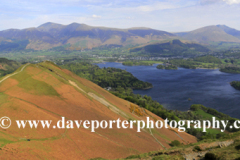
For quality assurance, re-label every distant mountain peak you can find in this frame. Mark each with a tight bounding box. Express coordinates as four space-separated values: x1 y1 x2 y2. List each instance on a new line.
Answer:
175 25 240 43
37 22 65 32
38 22 63 27
216 25 240 39
216 24 227 27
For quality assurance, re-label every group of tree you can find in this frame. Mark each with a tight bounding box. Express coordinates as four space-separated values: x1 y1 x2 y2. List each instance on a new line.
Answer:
162 56 221 69
230 81 240 90
156 64 178 70
0 58 21 78
194 55 222 64
220 65 240 74
224 59 237 64
122 61 154 66
111 87 180 122
61 62 152 89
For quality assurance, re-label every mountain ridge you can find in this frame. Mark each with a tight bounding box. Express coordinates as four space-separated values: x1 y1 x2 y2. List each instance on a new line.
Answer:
0 22 176 50
1 23 240 51
175 25 240 43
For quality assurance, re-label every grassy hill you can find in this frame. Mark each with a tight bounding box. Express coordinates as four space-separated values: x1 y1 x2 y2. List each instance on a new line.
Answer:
130 39 210 56
0 61 196 159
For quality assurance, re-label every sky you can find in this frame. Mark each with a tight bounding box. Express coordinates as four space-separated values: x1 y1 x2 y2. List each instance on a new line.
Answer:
0 0 240 32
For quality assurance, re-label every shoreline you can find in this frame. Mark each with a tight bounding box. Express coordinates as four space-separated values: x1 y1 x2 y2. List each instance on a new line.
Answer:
97 61 240 75
196 67 219 70
132 86 153 90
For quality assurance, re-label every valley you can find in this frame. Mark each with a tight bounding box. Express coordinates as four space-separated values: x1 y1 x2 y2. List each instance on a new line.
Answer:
3 0 240 158
1 22 240 160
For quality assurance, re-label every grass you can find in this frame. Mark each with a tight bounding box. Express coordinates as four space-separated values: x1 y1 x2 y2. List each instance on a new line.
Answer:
151 128 172 141
192 62 219 69
17 77 60 96
0 131 21 148
192 110 222 134
0 93 8 105
12 70 32 82
194 128 222 134
193 109 219 120
206 128 222 134
0 138 14 147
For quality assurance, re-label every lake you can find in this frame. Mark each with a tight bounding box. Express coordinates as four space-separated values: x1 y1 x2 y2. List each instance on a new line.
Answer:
96 62 240 119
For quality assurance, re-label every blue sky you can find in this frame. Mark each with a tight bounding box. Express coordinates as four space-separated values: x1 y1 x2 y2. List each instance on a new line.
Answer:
0 0 240 32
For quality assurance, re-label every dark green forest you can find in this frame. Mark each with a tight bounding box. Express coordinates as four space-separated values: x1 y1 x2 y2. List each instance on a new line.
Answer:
122 61 154 66
162 56 222 69
0 58 21 77
0 40 29 52
61 62 152 89
220 65 240 73
194 55 222 64
156 64 165 69
231 81 240 90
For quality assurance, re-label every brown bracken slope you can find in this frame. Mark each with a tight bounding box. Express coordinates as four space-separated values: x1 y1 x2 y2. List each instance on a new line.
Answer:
0 61 196 159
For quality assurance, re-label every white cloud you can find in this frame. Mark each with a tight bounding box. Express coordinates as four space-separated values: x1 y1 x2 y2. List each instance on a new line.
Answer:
200 0 240 5
92 14 101 18
136 2 180 12
223 0 240 4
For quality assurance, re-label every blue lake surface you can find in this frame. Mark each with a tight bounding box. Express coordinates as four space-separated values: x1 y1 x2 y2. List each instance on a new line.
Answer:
96 62 240 118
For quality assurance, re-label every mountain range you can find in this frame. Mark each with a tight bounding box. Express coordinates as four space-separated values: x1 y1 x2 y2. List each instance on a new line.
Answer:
0 22 240 51
0 22 175 51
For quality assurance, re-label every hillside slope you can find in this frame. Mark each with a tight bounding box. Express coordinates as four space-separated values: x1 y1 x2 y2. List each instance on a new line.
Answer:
130 39 210 56
0 61 196 159
119 132 240 160
216 25 240 39
176 25 240 43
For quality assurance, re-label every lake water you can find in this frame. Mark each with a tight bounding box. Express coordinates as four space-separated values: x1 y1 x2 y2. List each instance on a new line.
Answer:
96 62 240 118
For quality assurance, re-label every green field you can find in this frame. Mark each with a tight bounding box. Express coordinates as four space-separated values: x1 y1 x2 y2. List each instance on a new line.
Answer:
193 109 220 120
